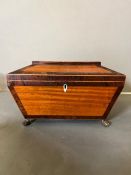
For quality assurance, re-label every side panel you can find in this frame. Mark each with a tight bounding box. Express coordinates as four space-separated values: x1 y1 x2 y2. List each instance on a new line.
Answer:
13 86 117 118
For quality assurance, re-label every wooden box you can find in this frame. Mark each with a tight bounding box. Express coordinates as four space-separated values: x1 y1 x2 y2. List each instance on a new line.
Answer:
7 61 126 126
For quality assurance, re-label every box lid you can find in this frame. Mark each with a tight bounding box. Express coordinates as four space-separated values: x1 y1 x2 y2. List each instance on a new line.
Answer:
7 61 126 86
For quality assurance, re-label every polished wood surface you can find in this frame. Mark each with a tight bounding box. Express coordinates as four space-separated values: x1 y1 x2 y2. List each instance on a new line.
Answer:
14 86 117 117
23 65 111 73
7 61 125 121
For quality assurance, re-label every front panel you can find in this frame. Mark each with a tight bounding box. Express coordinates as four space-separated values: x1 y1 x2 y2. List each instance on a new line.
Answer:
13 86 117 118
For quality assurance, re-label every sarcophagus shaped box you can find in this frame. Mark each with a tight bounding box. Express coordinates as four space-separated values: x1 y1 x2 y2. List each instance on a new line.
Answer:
7 61 126 126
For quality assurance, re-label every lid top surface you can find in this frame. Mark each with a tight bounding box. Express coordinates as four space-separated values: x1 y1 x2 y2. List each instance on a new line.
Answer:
7 62 126 83
22 64 111 74
8 61 124 76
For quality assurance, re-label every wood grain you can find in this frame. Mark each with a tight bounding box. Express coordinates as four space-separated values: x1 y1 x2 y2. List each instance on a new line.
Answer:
14 86 117 117
23 65 111 73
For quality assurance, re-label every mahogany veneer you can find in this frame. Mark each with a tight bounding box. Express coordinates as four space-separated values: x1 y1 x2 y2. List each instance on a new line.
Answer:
7 61 126 126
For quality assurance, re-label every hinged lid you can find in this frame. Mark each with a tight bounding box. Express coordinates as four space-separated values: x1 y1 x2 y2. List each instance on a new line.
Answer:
7 61 126 86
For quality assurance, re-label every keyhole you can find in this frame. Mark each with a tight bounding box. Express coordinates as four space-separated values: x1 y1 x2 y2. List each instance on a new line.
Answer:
63 84 68 92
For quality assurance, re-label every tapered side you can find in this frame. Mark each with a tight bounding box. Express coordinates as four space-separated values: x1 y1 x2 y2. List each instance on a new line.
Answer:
8 85 28 117
103 86 124 119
